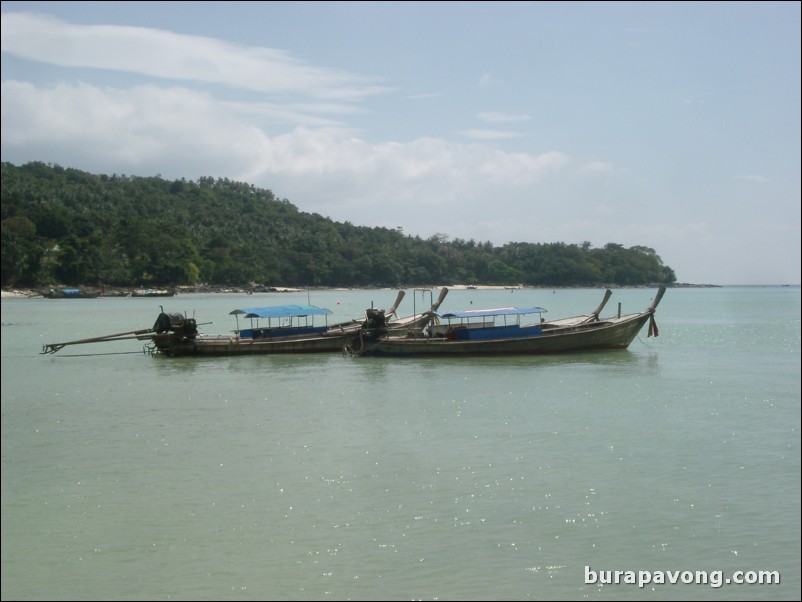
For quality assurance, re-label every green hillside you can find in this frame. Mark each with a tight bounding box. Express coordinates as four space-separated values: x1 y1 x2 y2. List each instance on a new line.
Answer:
1 161 676 288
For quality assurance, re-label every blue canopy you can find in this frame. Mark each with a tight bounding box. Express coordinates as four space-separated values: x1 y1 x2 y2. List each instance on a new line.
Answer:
439 306 547 319
229 304 333 319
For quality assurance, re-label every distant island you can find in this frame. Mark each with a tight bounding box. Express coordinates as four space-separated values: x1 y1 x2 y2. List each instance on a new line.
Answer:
2 161 677 290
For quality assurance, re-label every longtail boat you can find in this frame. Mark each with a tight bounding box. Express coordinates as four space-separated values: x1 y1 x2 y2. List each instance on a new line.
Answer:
40 288 449 357
344 287 665 357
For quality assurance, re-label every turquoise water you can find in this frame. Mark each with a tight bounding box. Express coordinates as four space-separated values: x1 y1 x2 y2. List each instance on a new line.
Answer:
2 286 799 601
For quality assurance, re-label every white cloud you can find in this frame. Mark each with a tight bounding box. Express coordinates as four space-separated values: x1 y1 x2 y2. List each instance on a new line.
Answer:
475 150 570 182
1 78 571 216
578 160 616 175
0 80 266 176
458 129 526 140
1 12 391 100
405 93 440 100
223 100 362 129
477 112 531 123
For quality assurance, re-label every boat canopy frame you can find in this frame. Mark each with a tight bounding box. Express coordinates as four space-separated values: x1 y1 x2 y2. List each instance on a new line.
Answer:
438 307 547 320
230 304 334 333
230 305 333 319
432 306 548 334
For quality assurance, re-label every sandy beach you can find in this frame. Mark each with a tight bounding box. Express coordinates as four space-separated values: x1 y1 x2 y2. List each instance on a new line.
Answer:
1 284 525 300
1 289 38 298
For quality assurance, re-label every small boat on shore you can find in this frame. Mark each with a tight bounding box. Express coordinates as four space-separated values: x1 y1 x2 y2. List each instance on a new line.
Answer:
131 288 176 297
46 287 99 299
344 287 664 357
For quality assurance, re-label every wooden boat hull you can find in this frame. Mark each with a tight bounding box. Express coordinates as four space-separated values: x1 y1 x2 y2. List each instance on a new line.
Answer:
152 331 354 356
347 311 655 357
150 313 435 356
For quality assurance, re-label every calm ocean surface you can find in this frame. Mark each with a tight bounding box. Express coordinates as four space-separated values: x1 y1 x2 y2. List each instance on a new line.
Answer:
2 286 799 601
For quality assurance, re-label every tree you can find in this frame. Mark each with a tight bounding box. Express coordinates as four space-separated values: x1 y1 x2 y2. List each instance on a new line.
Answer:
0 162 680 287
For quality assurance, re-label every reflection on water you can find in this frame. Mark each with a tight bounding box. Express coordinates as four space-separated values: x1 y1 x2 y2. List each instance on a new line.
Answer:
145 337 660 377
356 347 659 373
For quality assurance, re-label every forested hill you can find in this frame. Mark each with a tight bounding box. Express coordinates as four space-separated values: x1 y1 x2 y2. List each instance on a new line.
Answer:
1 161 676 288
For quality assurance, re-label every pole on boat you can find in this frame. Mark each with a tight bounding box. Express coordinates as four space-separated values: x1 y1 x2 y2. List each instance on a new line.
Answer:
594 289 613 318
41 328 155 354
431 287 449 312
646 285 666 338
385 290 405 318
584 288 612 322
648 285 667 312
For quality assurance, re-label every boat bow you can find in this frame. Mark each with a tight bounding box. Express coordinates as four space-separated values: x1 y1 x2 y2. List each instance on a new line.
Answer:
647 285 666 337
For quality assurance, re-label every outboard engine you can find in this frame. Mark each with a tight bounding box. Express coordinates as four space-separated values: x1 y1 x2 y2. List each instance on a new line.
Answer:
362 308 387 335
153 312 198 338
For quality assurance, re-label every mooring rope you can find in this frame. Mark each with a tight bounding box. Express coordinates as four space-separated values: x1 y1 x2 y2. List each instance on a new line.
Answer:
343 331 384 357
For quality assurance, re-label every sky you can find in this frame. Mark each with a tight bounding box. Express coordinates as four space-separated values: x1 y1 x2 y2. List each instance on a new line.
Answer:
1 1 800 285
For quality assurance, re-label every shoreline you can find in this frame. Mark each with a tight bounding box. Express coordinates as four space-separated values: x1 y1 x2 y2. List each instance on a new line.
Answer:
1 283 738 299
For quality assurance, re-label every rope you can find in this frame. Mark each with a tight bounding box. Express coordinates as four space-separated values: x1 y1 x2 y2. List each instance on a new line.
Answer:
343 331 385 357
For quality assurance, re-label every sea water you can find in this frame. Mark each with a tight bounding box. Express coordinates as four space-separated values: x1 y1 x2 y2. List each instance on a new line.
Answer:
2 286 799 601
